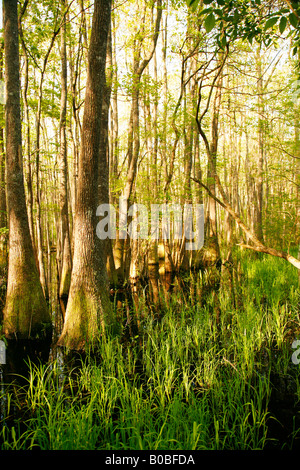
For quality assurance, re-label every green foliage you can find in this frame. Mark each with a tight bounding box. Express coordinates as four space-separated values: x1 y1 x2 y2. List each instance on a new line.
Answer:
279 16 288 35
204 12 216 33
264 17 279 31
185 0 300 55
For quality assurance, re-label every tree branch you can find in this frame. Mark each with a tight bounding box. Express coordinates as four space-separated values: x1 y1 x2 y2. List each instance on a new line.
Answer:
192 177 300 270
284 0 300 20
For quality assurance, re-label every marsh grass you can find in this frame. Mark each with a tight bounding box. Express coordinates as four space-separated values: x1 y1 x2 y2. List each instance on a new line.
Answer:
0 251 299 450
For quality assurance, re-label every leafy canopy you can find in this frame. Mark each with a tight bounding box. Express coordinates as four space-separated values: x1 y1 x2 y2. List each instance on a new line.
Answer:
185 0 300 55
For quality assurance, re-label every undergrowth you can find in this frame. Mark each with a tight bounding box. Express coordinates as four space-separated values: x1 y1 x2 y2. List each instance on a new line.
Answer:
0 251 299 450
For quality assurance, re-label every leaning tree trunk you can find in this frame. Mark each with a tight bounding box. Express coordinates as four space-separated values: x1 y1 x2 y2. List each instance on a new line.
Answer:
58 0 112 351
2 0 52 342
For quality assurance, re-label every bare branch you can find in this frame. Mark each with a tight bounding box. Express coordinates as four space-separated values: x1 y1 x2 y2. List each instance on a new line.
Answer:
192 177 300 270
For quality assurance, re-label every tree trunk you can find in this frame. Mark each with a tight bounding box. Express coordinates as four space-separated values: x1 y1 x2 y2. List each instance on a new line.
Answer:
58 0 112 351
195 50 228 271
114 0 162 282
18 9 35 254
3 0 51 341
58 0 72 303
35 113 49 301
0 39 7 268
206 72 222 254
110 4 119 207
34 22 61 302
147 50 160 306
255 45 264 242
98 24 117 286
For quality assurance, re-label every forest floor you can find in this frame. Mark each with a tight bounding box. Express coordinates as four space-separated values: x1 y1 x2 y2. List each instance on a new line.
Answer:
0 249 300 450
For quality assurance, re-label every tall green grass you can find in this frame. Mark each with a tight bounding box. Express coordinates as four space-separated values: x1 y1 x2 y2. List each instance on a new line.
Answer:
0 252 299 450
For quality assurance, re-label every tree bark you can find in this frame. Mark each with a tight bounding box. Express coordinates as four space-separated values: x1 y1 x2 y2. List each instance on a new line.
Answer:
114 0 162 281
110 4 119 207
255 45 264 242
58 0 112 351
0 39 7 268
98 24 117 286
147 49 160 306
195 51 227 269
34 14 61 302
3 0 51 340
18 5 35 255
58 0 72 303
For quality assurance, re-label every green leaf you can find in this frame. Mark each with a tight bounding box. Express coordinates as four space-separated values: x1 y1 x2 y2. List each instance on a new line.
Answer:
264 17 279 30
291 1 300 9
233 9 239 23
186 0 200 8
217 0 225 4
279 16 287 34
203 0 214 3
204 12 216 33
280 8 290 14
199 7 213 16
214 8 223 17
289 12 299 29
186 0 198 7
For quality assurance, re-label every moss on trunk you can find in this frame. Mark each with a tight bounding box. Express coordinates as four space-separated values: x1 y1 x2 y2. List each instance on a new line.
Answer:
57 286 111 351
3 267 52 340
